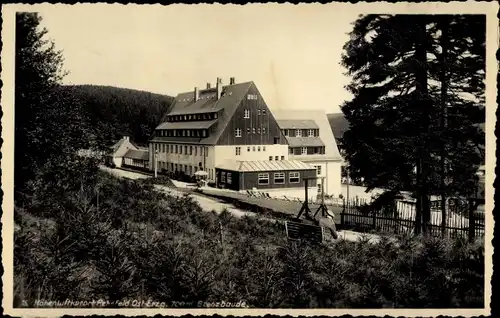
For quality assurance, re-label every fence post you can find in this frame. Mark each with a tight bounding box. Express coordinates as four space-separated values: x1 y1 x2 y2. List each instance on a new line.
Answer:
341 199 345 229
468 199 476 242
372 208 377 231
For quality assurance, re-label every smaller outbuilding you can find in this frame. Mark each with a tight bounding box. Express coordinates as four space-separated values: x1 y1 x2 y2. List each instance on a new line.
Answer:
123 148 150 170
215 160 317 195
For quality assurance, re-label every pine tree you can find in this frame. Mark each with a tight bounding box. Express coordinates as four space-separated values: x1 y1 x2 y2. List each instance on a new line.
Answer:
15 13 97 198
340 14 485 233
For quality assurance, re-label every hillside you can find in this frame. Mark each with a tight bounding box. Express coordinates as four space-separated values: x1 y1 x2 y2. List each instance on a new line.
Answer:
326 112 349 144
57 85 174 145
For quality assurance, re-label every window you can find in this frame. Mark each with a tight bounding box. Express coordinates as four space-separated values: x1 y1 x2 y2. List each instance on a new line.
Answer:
247 94 258 100
257 128 261 134
175 145 178 153
263 146 266 151
187 130 191 137
235 147 241 156
184 146 187 154
296 129 302 137
221 171 226 183
244 109 250 118
258 173 269 185
179 146 183 154
257 109 261 115
262 127 266 134
247 146 251 152
315 165 322 176
308 129 314 137
252 128 256 134
274 172 285 184
284 129 289 136
281 156 285 160
301 147 307 155
162 144 166 152
289 172 300 183
227 173 232 184
184 115 187 120
262 109 266 115
190 146 193 155
202 130 207 137
195 147 198 156
188 115 192 120
275 156 279 160
289 148 294 154
318 183 323 194
269 156 273 161
252 146 256 152
235 128 242 137
247 128 251 134
200 147 204 156
205 147 208 157
258 146 261 152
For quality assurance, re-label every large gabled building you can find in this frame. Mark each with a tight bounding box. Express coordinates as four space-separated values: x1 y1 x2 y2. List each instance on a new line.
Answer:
149 77 290 182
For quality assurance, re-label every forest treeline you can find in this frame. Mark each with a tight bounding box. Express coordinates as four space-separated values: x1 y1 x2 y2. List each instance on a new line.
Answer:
56 84 173 146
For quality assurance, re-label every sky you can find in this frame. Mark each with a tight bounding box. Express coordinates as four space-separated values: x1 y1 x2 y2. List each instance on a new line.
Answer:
33 4 359 114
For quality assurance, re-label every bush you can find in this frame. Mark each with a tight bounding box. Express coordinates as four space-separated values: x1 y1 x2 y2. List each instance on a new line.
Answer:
14 160 485 308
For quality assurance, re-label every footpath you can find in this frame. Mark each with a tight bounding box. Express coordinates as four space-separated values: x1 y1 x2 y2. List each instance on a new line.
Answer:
101 167 384 244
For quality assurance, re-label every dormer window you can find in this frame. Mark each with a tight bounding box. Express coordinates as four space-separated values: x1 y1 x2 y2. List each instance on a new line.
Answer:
214 113 218 119
244 109 250 118
188 115 192 120
202 130 207 137
296 129 302 137
284 129 288 136
308 129 314 137
184 115 187 120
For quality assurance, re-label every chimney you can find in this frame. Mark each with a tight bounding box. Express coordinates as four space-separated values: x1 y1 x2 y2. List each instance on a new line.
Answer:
206 82 211 89
216 77 223 100
230 77 235 85
194 87 199 101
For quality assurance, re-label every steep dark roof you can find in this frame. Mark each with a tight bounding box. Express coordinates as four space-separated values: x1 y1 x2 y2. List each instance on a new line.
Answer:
156 119 218 130
327 113 350 142
153 81 253 145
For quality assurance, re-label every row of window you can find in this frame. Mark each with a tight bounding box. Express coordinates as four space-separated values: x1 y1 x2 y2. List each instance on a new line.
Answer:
283 129 319 137
153 143 209 157
243 108 267 118
157 162 215 180
156 129 208 138
219 171 301 186
166 112 218 122
289 146 326 155
257 172 300 185
234 145 271 155
269 156 285 161
234 127 267 137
